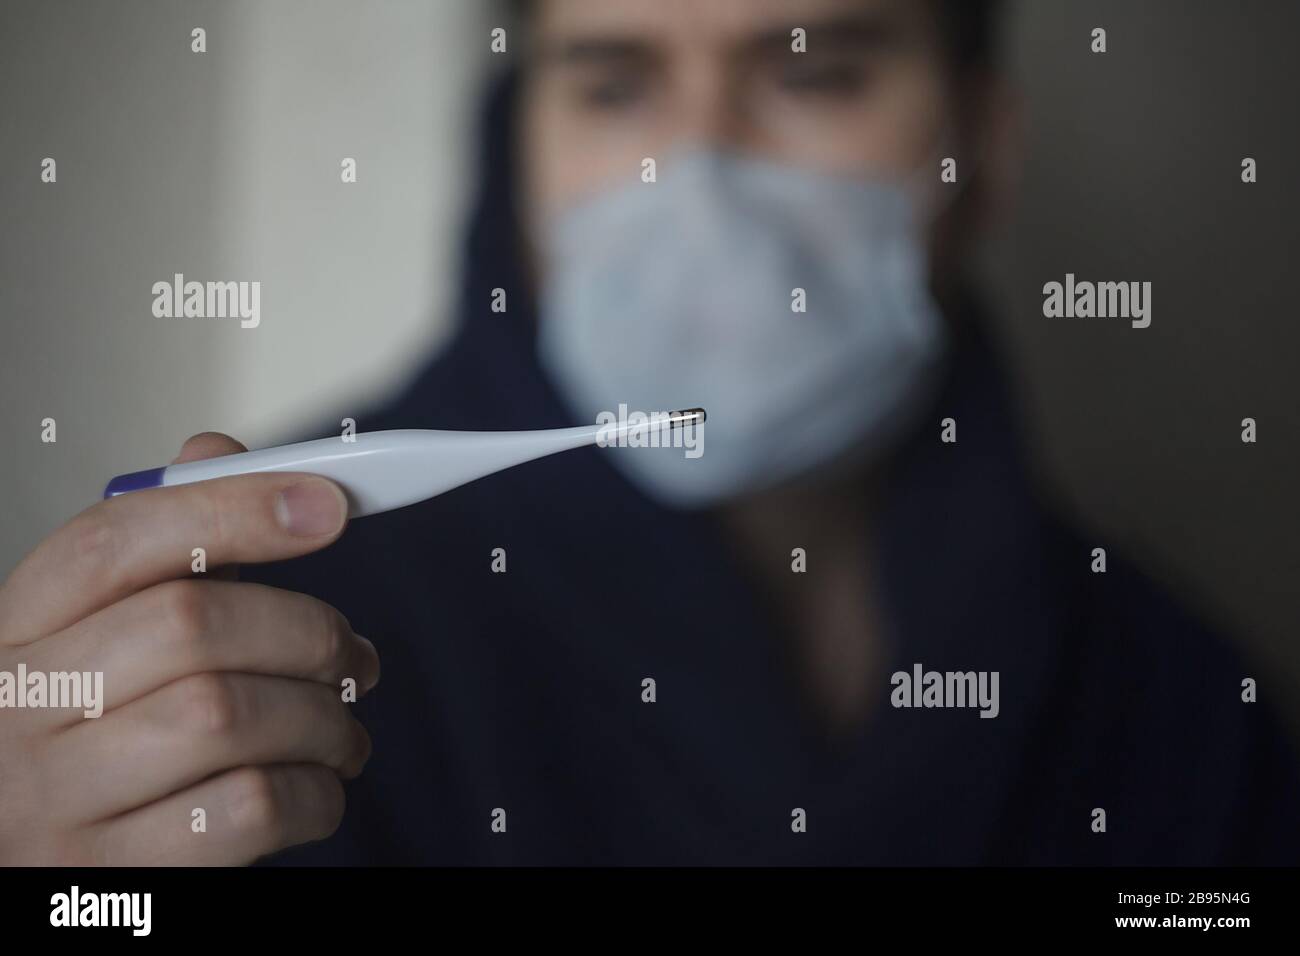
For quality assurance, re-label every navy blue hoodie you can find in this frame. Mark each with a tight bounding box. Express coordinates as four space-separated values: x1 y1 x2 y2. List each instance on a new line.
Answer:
252 73 1300 865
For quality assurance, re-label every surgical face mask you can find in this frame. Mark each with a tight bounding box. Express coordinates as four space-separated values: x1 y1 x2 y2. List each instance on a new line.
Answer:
535 148 949 509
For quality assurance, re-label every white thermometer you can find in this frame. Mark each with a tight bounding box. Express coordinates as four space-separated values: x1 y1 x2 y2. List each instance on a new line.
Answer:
104 409 706 518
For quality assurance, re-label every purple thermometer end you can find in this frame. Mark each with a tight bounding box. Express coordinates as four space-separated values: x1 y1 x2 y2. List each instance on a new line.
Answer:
104 466 167 499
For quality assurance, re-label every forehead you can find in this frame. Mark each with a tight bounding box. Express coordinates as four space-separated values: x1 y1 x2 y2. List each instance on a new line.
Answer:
533 0 921 43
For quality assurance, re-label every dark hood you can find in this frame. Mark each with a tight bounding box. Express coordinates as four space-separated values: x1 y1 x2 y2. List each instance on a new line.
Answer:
383 68 571 434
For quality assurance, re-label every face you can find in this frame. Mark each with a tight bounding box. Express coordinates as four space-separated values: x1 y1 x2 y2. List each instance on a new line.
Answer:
519 0 977 246
517 0 1011 506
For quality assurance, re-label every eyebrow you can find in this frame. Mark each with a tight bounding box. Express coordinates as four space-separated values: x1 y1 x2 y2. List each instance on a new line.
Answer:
537 36 657 68
536 13 904 69
749 13 903 56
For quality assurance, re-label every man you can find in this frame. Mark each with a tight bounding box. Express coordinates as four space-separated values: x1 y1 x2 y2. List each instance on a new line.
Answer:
1 0 1296 865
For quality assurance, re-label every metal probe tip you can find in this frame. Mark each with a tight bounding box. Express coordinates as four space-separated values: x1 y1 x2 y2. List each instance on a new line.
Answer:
666 408 707 428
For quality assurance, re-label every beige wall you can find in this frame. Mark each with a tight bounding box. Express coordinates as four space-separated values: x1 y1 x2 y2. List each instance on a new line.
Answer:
1 0 489 570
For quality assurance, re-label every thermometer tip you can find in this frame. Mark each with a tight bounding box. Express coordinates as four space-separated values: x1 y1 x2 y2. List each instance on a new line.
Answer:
668 407 706 427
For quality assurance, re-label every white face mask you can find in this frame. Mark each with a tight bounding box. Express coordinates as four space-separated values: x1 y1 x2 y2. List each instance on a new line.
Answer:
536 148 949 508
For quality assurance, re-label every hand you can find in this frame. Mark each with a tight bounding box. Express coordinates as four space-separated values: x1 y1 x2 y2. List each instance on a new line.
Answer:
0 433 379 865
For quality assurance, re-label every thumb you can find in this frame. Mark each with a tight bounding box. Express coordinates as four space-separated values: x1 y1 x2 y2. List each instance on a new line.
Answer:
173 432 251 580
172 431 249 465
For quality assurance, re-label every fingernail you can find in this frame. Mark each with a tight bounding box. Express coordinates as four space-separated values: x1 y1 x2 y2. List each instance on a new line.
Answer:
275 480 347 536
358 635 381 692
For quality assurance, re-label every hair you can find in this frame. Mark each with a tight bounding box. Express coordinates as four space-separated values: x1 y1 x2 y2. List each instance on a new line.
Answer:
936 0 1003 74
504 0 1004 74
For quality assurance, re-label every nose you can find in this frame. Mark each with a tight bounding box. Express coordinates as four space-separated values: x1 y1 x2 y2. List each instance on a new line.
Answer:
671 59 750 151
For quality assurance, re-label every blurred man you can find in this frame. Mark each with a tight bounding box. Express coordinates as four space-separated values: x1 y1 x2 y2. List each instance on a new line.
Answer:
1 0 1297 865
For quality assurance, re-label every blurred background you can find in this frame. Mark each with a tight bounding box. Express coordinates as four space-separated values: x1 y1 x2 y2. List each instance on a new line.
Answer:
2 0 1297 730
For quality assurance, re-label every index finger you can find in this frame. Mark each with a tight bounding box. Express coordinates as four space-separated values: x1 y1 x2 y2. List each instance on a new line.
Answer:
0 472 348 647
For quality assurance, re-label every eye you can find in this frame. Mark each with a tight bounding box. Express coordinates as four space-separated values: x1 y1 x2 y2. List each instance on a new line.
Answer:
778 58 870 98
573 71 650 111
